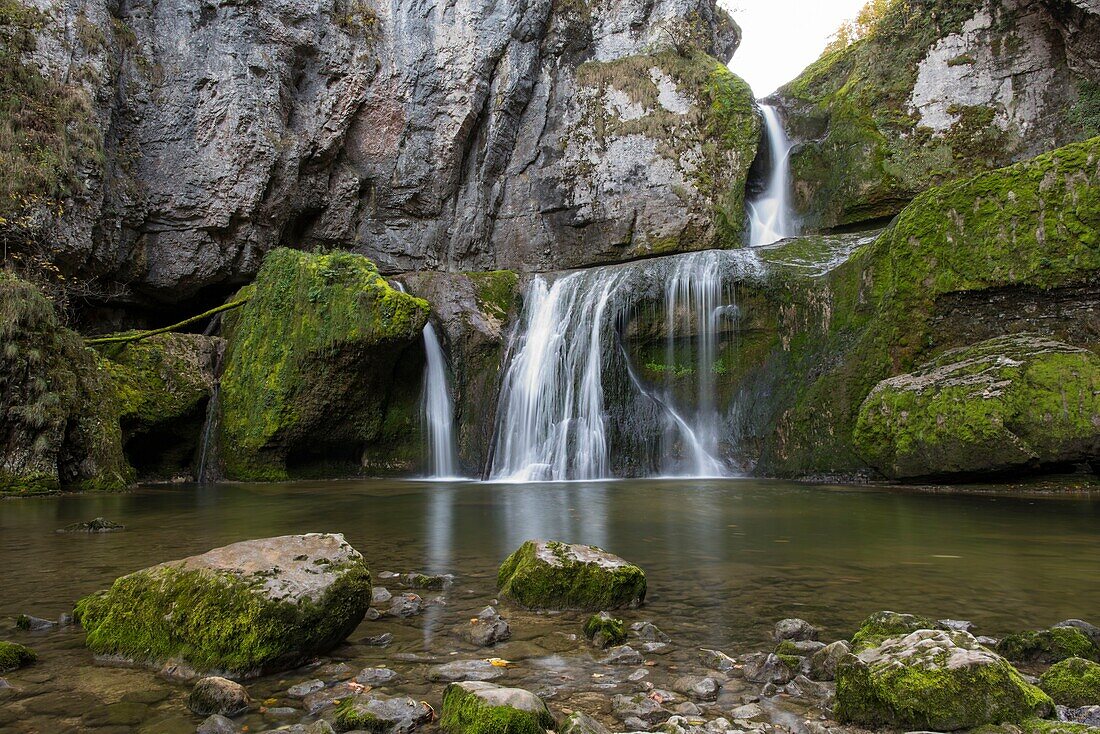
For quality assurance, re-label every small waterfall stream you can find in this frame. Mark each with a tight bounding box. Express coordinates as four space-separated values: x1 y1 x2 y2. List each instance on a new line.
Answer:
747 104 797 246
421 321 461 479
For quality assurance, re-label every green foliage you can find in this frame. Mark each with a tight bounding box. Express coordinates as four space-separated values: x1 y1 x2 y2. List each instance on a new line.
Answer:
1039 657 1100 706
0 640 36 672
997 628 1100 665
497 541 647 611
440 683 555 734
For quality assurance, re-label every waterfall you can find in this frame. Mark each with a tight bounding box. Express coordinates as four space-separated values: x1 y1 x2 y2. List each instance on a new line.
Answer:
747 104 796 246
421 321 461 479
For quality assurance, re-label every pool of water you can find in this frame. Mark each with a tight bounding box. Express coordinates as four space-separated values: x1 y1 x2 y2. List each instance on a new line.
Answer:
1 479 1097 732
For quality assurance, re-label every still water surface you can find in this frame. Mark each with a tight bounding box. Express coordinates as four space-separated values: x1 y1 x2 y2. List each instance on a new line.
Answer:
1 479 1097 732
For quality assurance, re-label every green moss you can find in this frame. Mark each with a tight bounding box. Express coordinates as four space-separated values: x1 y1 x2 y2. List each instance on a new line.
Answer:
497 541 646 611
466 270 519 320
583 612 626 647
1039 657 1100 706
218 248 429 480
0 640 36 672
333 698 385 733
850 611 937 652
997 628 1100 665
74 558 371 676
440 683 555 734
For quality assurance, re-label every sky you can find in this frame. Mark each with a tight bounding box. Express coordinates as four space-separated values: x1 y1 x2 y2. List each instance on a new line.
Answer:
724 0 870 98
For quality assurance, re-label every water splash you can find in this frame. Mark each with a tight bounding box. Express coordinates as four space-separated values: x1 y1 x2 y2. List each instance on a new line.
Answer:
747 104 796 246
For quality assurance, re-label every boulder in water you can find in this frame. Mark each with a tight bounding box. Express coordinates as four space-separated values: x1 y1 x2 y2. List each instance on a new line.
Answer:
584 612 626 649
332 694 433 734
440 681 555 734
497 540 646 611
188 676 251 717
0 641 36 673
997 627 1100 664
460 606 511 647
1040 657 1100 707
836 629 1052 730
74 533 371 677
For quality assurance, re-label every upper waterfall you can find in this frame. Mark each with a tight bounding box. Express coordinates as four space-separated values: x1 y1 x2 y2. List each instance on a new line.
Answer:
747 104 797 246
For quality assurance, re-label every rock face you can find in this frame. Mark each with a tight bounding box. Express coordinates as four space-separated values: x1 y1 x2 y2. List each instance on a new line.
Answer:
1040 657 1100 706
74 533 372 677
217 249 429 480
854 335 1100 480
774 0 1100 230
440 682 556 734
9 0 757 308
836 629 1053 730
497 540 646 611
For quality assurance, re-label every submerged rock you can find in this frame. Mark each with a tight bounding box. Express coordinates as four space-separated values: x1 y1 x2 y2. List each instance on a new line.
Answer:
836 629 1052 730
584 612 627 649
15 614 56 631
332 694 433 734
440 681 555 734
0 641 36 673
497 540 646 611
429 659 506 683
74 533 371 677
57 518 125 533
998 627 1100 664
188 676 251 717
388 593 425 618
355 667 398 686
1040 658 1100 707
460 606 512 647
603 645 644 666
287 679 326 698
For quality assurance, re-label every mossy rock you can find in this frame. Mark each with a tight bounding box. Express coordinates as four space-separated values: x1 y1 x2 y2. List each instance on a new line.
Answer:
0 641 37 673
836 629 1053 730
850 611 937 652
332 694 432 733
854 335 1100 480
441 681 556 734
997 628 1100 665
75 533 371 677
1040 657 1100 707
217 248 429 480
497 541 646 611
583 612 627 648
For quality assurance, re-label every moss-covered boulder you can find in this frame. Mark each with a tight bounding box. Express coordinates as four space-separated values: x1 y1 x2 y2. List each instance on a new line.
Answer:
75 533 371 677
998 628 1100 665
441 682 555 734
774 0 1100 230
0 273 130 494
332 694 433 733
497 541 646 611
1040 658 1100 707
836 629 1053 730
218 248 429 480
98 334 219 481
583 612 627 649
855 335 1100 479
0 641 36 672
851 611 937 652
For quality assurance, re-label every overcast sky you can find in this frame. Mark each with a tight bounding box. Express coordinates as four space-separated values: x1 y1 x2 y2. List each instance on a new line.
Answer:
724 0 870 98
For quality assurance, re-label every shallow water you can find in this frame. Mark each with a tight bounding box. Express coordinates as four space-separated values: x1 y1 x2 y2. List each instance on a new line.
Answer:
1 479 1098 732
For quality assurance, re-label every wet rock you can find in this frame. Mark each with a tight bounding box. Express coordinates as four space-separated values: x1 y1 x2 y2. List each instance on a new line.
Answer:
197 714 236 734
561 711 611 734
364 633 394 647
1060 705 1100 727
57 517 125 533
938 619 975 633
76 533 372 677
264 706 299 721
332 694 432 734
15 614 55 631
613 692 673 726
783 674 831 701
700 649 737 672
742 653 792 685
997 627 1100 664
632 621 672 643
372 587 393 605
403 572 455 590
440 681 555 734
836 629 1052 729
355 667 398 686
497 540 646 611
728 703 764 721
188 677 251 717
850 611 936 652
388 593 425 618
316 662 357 681
641 641 671 654
774 619 818 643
303 682 358 715
585 612 627 649
1040 657 1100 706
809 640 851 681
1055 620 1100 650
0 641 36 673
288 679 325 698
429 659 505 682
603 645 644 666
461 606 512 647
673 676 720 701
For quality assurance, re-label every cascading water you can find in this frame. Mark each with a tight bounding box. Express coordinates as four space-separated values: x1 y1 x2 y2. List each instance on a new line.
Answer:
747 104 797 246
421 321 461 479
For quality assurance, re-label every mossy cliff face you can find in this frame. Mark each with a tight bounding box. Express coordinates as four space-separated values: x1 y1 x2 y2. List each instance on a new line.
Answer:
0 272 130 494
775 0 1100 231
497 540 646 611
75 533 371 677
836 629 1053 731
756 136 1100 479
854 336 1100 480
218 249 429 480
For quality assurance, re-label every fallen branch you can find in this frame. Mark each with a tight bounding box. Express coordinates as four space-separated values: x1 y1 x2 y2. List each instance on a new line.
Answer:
85 299 248 346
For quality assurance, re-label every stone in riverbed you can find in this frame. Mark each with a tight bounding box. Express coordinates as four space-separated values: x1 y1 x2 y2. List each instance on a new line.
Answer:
403 572 455 590
560 711 611 734
440 681 555 734
1055 620 1100 650
429 659 505 682
497 540 645 611
810 640 851 681
672 675 720 701
850 610 937 652
74 533 371 677
355 667 398 686
388 593 424 618
188 676 251 717
197 714 237 734
631 621 670 643
612 692 673 726
0 641 36 673
603 644 644 665
288 679 326 698
743 652 793 684
774 618 818 642
584 612 627 649
699 648 737 671
332 694 433 733
997 627 1100 664
1040 658 1100 707
836 629 1053 730
57 517 124 533
461 606 511 647
15 614 55 631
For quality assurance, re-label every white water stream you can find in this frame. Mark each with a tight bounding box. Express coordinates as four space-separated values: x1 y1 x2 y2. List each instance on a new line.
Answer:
747 104 797 246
